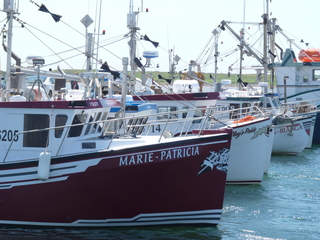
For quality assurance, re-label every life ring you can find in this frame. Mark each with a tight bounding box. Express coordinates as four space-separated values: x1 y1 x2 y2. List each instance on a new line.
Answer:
23 88 42 101
33 88 42 101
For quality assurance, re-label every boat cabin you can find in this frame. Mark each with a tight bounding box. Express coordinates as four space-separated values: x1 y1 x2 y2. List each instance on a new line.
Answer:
0 99 120 163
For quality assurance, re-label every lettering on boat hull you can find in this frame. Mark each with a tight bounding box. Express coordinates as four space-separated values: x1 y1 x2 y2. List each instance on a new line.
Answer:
119 146 200 166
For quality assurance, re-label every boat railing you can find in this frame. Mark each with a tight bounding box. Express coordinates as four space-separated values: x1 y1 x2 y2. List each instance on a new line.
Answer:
280 98 320 116
2 107 218 162
208 105 267 122
2 105 268 162
124 105 269 138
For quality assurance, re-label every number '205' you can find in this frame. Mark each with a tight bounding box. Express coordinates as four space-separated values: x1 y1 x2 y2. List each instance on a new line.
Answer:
1 130 19 142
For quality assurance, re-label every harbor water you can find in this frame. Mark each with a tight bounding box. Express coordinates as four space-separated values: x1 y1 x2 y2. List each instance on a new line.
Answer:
0 146 319 240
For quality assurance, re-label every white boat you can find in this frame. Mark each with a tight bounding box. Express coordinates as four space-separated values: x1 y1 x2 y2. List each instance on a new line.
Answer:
217 87 317 156
271 48 320 144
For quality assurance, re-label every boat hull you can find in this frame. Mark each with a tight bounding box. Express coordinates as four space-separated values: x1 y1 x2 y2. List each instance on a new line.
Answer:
227 117 274 182
0 133 231 227
272 115 313 155
194 117 274 184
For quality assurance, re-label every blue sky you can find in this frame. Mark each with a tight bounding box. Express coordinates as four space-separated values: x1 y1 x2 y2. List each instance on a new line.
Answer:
1 0 318 76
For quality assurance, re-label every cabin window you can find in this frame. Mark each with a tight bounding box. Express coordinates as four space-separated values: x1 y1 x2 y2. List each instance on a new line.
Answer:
55 115 68 138
91 112 102 134
126 117 148 135
157 106 178 120
182 106 189 118
192 108 205 123
84 113 96 135
229 103 240 119
68 113 87 138
303 75 308 83
98 112 108 133
242 103 251 115
313 70 320 81
23 114 49 147
271 98 281 108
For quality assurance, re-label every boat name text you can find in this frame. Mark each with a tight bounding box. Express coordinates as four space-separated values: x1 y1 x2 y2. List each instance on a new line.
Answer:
119 146 200 166
233 127 256 139
275 123 302 134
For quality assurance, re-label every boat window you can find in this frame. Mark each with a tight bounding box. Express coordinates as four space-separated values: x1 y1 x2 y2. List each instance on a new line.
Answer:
91 112 102 134
303 75 308 83
23 114 49 147
84 113 96 135
97 112 108 133
271 98 280 108
192 108 205 123
182 106 189 118
55 114 68 138
126 117 148 135
242 103 251 115
229 103 240 119
104 117 116 133
157 106 178 120
68 113 87 138
313 70 320 81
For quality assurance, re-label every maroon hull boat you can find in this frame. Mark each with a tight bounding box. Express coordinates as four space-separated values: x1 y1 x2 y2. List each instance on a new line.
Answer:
0 0 232 228
0 98 232 227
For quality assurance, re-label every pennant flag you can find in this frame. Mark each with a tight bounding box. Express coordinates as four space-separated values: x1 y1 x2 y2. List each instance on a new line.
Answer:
209 74 216 82
236 78 242 83
143 35 159 48
39 4 62 22
99 62 120 80
268 50 276 58
237 78 248 87
134 57 143 68
158 74 172 84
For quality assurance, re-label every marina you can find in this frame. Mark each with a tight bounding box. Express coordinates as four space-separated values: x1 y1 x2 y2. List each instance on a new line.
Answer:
0 0 320 239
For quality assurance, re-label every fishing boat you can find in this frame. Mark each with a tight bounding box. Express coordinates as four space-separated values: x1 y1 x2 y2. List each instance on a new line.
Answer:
0 96 234 227
217 85 317 156
271 48 320 144
0 0 233 228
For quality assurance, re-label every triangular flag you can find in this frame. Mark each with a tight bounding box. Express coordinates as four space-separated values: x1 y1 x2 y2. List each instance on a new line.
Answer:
38 4 62 22
144 35 159 48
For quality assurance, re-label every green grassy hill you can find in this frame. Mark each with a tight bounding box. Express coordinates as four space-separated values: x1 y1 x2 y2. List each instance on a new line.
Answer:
140 71 259 85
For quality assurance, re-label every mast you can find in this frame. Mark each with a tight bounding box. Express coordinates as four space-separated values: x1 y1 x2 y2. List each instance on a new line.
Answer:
3 0 17 101
262 0 269 84
269 18 276 92
238 0 246 88
213 28 220 83
127 0 139 92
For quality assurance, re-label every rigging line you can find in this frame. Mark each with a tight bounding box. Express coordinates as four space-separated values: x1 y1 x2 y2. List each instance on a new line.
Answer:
99 36 127 48
43 34 126 60
0 18 7 24
13 17 85 58
22 25 75 70
19 18 118 71
196 34 215 63
38 52 84 68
